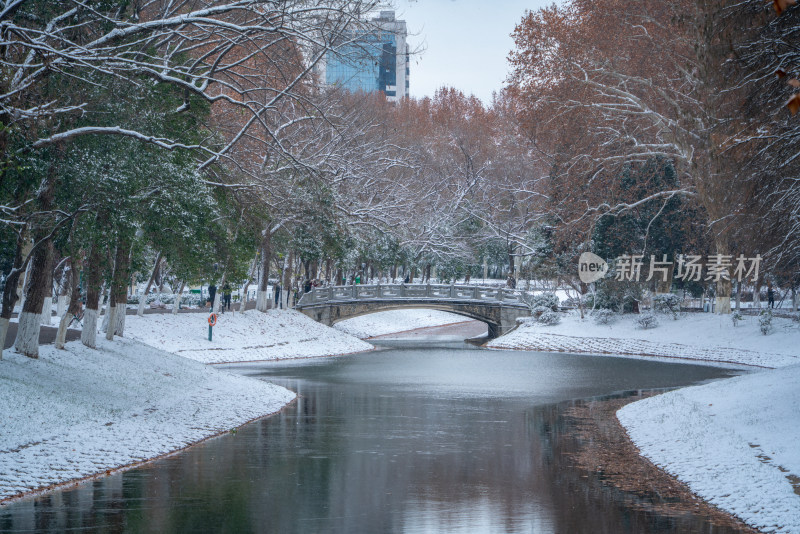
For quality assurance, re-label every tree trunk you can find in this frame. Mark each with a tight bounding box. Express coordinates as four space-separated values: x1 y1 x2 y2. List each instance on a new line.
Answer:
113 241 132 336
105 302 116 340
734 280 742 311
18 260 31 315
137 252 163 316
14 235 53 358
0 229 27 358
82 244 103 349
257 230 271 312
55 262 81 349
40 248 55 327
172 280 185 315
242 252 258 306
578 281 587 320
655 259 675 295
282 252 293 308
55 259 70 320
214 272 226 313
753 277 762 309
713 238 732 314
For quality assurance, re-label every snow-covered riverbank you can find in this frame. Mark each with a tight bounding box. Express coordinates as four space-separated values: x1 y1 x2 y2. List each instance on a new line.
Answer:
3 306 798 532
124 308 373 363
488 311 800 533
488 312 799 368
0 337 295 503
618 364 800 533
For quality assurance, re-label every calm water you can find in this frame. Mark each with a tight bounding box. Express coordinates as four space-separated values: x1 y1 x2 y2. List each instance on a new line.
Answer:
0 339 745 533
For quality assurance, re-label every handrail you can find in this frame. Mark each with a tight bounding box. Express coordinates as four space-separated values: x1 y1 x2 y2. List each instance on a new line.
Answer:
295 283 528 307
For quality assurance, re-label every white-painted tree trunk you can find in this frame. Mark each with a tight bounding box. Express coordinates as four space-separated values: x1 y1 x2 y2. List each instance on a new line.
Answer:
55 311 70 349
56 294 69 320
40 298 52 326
101 304 110 333
14 311 41 358
81 309 98 349
256 290 269 312
105 306 116 340
282 288 291 309
213 294 222 313
137 296 147 317
0 317 9 359
114 306 125 337
172 281 185 315
18 261 31 314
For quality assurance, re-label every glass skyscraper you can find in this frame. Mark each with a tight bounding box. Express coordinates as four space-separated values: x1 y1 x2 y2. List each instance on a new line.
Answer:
323 11 409 101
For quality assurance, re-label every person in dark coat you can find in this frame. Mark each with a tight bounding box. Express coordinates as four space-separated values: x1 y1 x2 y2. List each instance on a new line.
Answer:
208 284 217 310
222 283 232 310
274 284 281 308
767 284 775 309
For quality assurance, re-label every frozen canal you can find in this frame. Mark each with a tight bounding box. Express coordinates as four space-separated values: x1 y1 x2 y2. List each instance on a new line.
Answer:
1 338 747 533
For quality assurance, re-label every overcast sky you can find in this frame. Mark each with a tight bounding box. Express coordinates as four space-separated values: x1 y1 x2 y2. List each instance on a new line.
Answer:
393 0 555 103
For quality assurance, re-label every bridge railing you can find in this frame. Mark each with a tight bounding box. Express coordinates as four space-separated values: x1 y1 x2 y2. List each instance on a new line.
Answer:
296 284 527 307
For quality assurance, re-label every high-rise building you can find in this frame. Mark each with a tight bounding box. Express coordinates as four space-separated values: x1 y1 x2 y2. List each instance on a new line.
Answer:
322 11 408 101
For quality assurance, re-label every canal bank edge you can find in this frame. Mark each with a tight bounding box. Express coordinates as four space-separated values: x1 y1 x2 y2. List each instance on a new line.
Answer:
568 393 759 533
0 398 299 506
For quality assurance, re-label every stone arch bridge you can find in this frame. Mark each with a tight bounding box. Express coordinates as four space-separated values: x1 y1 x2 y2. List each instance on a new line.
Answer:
295 284 531 338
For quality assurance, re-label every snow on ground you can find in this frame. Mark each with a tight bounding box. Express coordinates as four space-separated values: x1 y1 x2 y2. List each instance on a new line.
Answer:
124 308 373 363
333 309 471 339
489 311 800 368
618 365 800 533
488 309 800 531
0 338 295 502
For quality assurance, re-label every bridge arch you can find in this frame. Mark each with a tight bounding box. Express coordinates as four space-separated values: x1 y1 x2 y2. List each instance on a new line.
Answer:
295 285 530 339
326 302 498 336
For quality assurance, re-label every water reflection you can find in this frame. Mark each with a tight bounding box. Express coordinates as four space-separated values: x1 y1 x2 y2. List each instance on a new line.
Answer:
1 344 747 533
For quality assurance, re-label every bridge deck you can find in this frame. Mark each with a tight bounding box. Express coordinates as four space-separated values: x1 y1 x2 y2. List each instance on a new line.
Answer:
295 284 528 308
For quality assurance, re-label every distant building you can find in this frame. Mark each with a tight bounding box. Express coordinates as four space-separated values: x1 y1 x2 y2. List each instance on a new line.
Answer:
322 10 409 101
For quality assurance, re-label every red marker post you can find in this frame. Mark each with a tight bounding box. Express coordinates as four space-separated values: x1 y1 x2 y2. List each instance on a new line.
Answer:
208 313 217 341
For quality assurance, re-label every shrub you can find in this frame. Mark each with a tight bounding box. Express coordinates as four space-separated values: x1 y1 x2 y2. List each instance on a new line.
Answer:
537 310 562 326
636 313 659 329
519 292 559 313
593 308 617 325
531 292 560 312
731 310 743 327
652 293 681 319
759 310 773 335
531 305 551 319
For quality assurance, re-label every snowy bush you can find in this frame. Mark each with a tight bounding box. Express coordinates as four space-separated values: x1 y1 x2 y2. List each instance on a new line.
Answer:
592 308 617 325
531 305 551 319
521 292 560 312
759 310 773 335
731 310 743 327
652 294 681 319
537 310 562 326
636 313 659 329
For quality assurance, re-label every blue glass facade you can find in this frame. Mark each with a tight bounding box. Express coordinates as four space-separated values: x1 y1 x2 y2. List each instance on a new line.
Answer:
324 12 406 100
